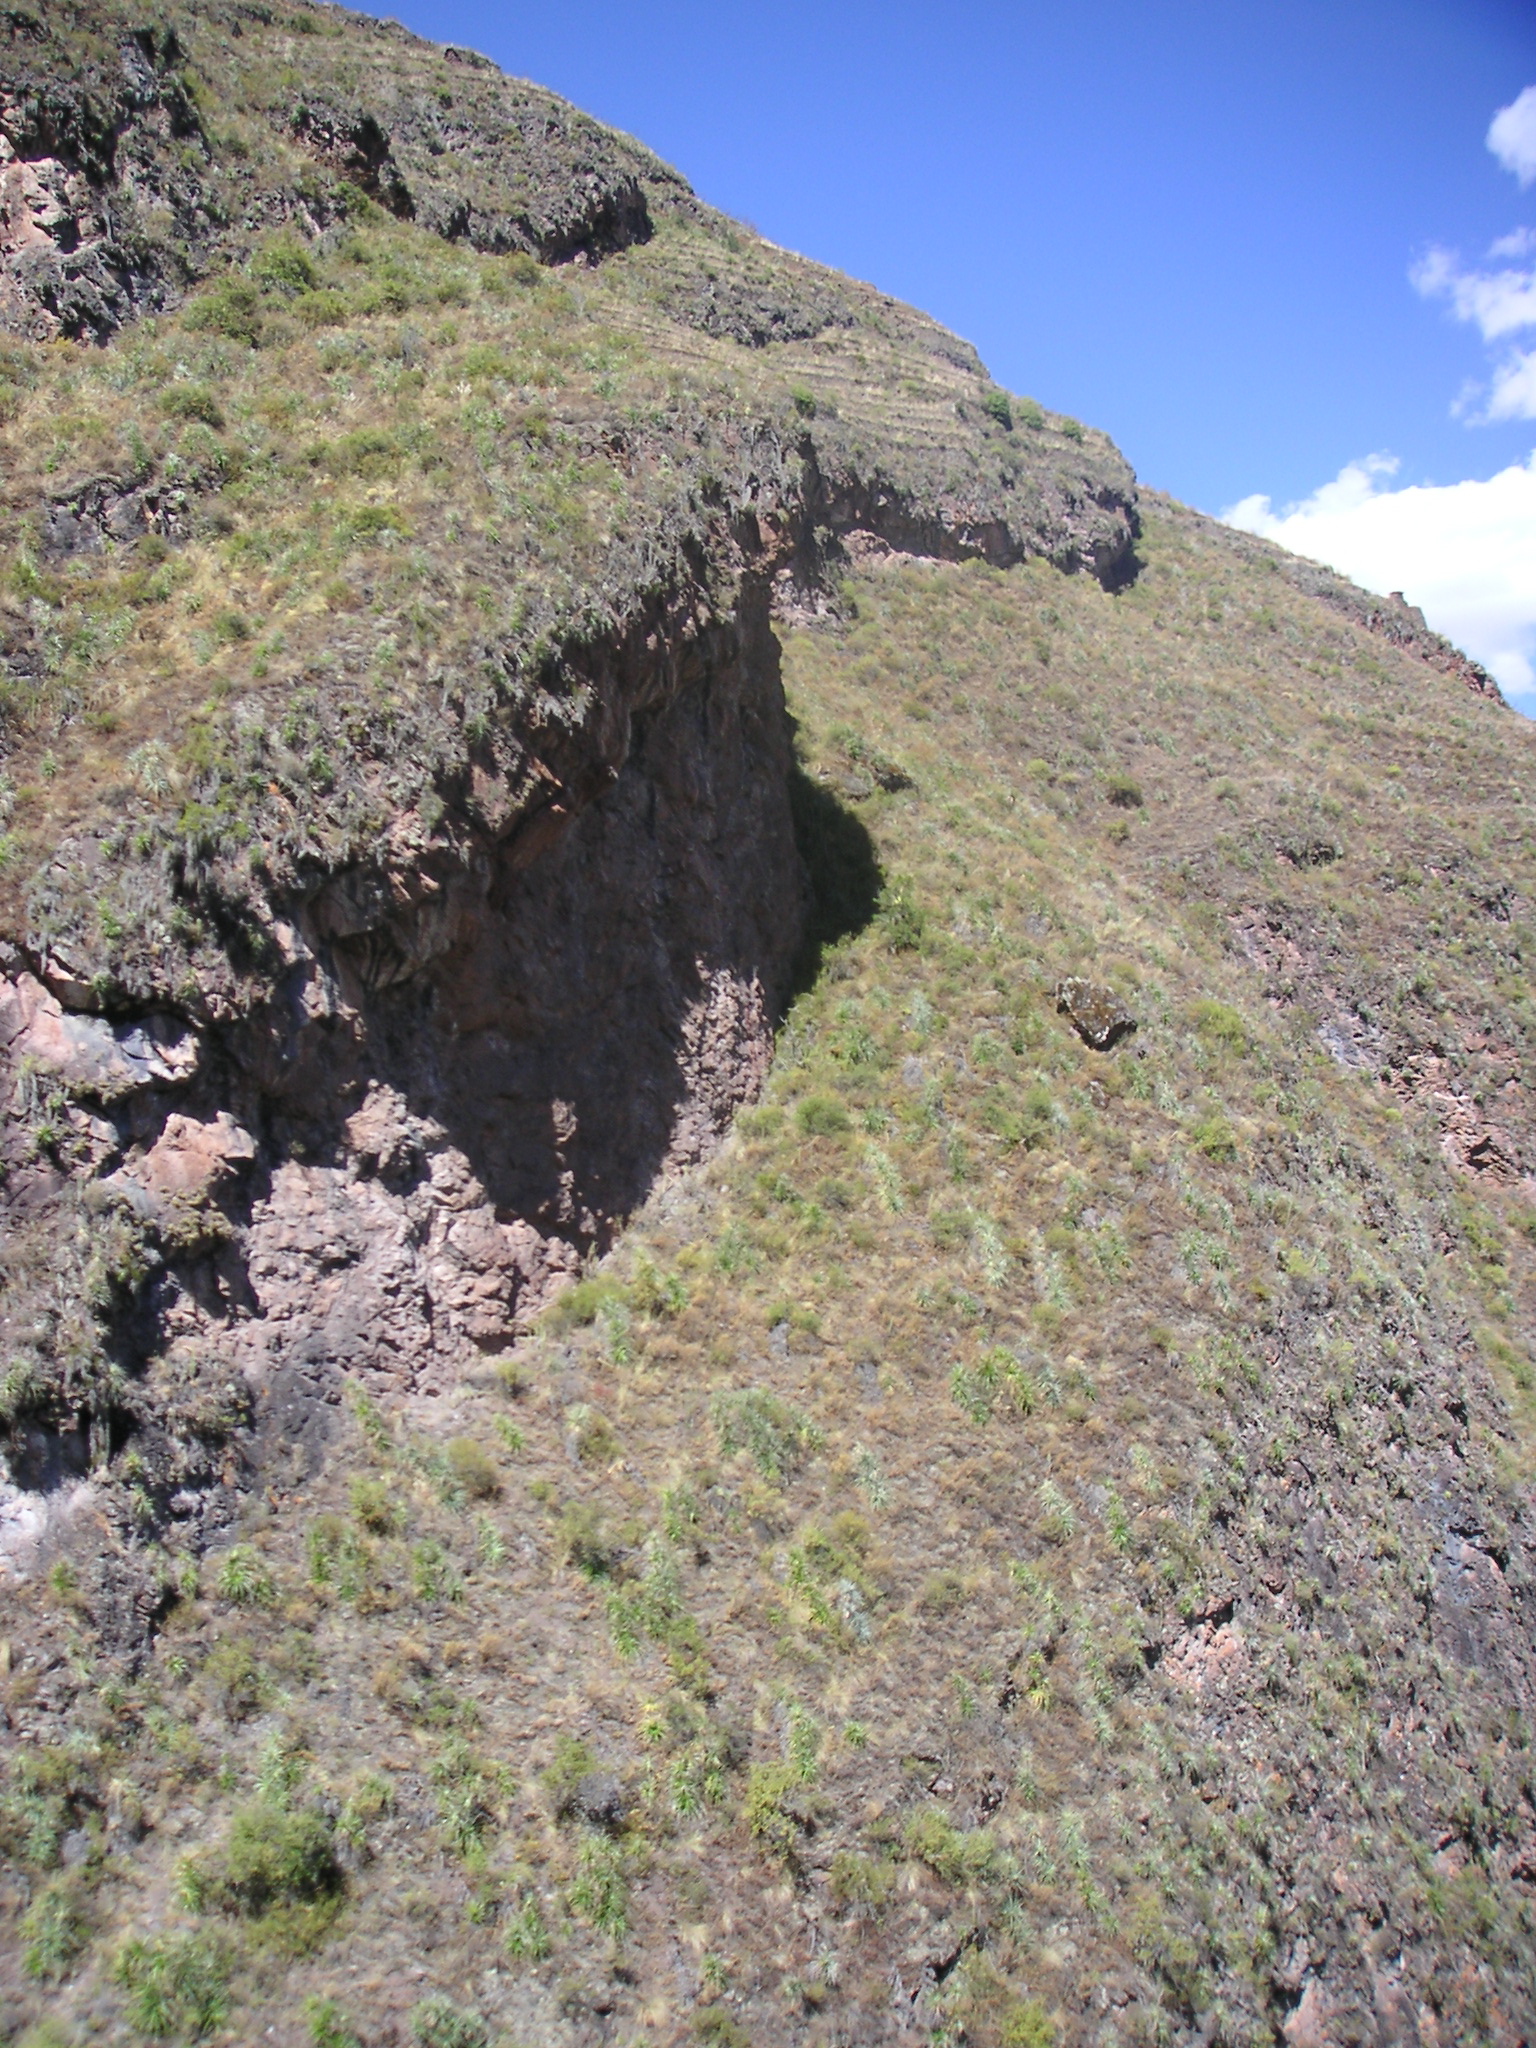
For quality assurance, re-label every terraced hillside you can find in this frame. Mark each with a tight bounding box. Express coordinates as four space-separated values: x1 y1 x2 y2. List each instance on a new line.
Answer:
1 6 1534 2047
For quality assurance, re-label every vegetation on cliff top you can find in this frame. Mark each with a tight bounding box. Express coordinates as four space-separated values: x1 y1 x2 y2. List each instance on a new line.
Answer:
1 0 1127 1010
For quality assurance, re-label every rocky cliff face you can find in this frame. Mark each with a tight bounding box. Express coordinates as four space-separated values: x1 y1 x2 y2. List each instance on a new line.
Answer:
0 535 794 1582
0 0 685 343
0 383 1132 1590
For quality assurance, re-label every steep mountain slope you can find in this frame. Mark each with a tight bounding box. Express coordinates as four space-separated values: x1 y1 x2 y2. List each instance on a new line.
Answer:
1 7 1533 2048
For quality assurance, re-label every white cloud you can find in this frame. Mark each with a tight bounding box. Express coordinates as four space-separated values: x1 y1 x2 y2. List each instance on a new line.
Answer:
1222 453 1536 710
1488 348 1536 421
1410 88 1536 418
1413 235 1536 419
1412 244 1536 342
1228 91 1536 712
1489 84 1536 187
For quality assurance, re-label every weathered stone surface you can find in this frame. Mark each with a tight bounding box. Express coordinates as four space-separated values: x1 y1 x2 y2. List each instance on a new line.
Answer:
41 472 191 559
130 1111 257 1202
0 0 683 343
0 1461 94 1579
1232 908 1535 1185
0 971 200 1097
570 1771 626 1830
1052 975 1136 1050
0 16 209 342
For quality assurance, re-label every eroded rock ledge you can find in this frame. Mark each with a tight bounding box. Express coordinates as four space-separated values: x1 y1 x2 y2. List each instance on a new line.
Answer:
5 395 1127 1589
0 543 813 1583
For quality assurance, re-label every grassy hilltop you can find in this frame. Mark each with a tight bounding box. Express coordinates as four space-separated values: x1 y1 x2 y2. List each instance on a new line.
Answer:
1 6 1535 2048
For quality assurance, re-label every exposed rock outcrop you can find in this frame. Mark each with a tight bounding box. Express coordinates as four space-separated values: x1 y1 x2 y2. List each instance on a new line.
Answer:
1054 976 1137 1050
0 0 683 341
0 15 209 341
1232 905 1535 1187
0 551 818 1581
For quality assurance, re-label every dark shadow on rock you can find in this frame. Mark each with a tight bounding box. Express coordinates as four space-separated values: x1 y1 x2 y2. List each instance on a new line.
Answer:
785 762 884 999
6 1417 89 1494
354 614 808 1255
336 674 883 1258
1102 542 1146 594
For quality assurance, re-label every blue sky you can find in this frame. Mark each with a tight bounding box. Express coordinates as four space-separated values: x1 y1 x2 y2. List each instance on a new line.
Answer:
362 0 1536 699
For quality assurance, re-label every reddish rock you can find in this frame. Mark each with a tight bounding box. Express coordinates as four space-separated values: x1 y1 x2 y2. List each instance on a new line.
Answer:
132 1112 256 1202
